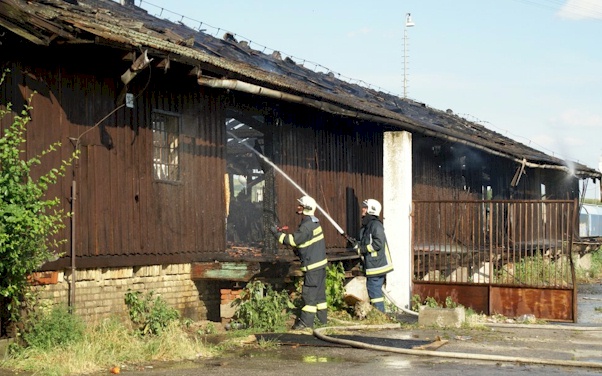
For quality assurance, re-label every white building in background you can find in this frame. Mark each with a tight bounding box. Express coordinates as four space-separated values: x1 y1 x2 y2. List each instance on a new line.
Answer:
580 203 602 237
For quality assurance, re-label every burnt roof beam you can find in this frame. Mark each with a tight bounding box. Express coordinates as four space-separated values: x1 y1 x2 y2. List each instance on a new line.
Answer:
198 76 586 178
0 1 79 45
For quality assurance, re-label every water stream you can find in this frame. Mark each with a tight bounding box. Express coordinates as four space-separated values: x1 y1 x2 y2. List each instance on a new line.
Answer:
227 131 347 237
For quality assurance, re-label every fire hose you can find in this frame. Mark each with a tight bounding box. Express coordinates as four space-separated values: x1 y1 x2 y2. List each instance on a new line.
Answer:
227 131 354 242
313 323 602 370
229 132 417 314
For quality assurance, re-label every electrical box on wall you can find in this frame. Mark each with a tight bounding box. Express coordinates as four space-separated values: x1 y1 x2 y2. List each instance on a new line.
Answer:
125 93 134 108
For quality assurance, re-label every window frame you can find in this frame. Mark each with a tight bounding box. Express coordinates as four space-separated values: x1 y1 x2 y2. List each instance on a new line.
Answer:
151 110 181 183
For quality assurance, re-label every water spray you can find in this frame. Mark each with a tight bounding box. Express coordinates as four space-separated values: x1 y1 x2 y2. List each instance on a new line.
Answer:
227 131 353 241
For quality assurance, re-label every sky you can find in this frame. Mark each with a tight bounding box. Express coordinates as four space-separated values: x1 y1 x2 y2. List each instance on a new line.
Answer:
134 0 602 198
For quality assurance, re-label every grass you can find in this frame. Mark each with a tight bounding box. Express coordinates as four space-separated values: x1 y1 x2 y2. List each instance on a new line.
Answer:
576 247 602 283
0 317 240 376
0 293 400 375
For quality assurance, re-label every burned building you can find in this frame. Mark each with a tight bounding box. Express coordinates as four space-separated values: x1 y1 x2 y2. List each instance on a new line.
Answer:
0 0 599 328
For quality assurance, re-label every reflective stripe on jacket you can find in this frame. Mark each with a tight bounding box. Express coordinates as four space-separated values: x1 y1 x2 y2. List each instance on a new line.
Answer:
278 215 327 272
358 215 394 277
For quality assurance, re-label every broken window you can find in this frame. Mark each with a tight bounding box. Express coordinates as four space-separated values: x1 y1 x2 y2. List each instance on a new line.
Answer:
225 111 266 245
152 111 180 182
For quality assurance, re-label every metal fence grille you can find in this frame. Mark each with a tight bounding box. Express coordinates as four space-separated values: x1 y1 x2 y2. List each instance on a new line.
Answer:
413 200 576 288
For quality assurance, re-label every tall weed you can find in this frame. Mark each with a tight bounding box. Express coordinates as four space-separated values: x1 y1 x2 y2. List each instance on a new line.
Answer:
124 290 180 336
232 280 295 331
21 304 85 351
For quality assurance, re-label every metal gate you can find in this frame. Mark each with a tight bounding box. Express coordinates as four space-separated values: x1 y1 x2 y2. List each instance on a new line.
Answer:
412 199 577 322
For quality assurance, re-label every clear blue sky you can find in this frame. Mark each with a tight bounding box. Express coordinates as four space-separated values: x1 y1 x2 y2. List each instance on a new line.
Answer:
136 0 602 198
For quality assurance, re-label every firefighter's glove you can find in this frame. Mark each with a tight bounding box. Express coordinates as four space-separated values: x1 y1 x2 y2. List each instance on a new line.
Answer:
348 238 360 255
269 224 281 238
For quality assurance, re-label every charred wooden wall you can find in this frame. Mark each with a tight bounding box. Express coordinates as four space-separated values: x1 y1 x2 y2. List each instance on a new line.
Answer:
1 45 580 271
411 134 579 203
0 45 390 268
1 45 226 269
268 105 383 250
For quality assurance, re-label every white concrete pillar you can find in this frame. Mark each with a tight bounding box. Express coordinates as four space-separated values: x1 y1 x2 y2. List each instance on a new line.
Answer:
382 131 412 310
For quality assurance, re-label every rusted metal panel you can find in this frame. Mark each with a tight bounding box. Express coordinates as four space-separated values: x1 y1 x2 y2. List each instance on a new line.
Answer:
28 271 59 286
413 282 575 322
191 262 260 281
413 283 490 314
413 199 578 321
490 286 574 322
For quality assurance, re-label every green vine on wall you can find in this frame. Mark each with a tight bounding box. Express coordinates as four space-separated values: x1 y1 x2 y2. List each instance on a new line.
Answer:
0 68 79 324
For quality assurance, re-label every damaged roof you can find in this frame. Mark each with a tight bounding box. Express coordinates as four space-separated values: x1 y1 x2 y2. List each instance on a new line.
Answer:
1 0 599 179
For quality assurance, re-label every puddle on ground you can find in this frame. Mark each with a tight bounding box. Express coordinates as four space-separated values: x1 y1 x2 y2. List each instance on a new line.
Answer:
233 347 348 364
301 355 345 363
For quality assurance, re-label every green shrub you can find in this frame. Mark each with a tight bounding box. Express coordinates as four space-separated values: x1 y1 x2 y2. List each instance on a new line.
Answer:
591 248 602 279
496 254 571 286
124 290 180 336
325 262 346 310
424 296 439 308
411 294 422 312
21 305 85 350
232 280 295 332
444 296 459 308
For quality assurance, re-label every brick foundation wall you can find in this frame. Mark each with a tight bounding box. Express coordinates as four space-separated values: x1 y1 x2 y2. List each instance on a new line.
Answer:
219 288 243 324
30 264 209 323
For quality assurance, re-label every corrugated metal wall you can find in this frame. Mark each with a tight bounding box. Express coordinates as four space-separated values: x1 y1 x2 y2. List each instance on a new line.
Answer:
1 47 389 269
2 48 228 269
73 67 227 266
4 46 578 270
270 107 383 249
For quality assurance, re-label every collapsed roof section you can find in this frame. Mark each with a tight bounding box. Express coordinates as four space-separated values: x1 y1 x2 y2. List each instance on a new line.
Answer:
0 0 599 179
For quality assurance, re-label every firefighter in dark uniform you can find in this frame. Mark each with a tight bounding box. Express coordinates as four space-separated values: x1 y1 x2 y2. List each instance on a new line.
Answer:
270 195 328 329
350 199 394 312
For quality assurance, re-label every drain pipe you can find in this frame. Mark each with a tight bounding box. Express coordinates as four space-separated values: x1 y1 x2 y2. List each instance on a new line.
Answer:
64 56 151 311
313 324 602 370
70 177 76 310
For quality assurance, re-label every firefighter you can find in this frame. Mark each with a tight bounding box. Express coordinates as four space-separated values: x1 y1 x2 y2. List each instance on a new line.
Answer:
270 195 328 329
349 199 394 312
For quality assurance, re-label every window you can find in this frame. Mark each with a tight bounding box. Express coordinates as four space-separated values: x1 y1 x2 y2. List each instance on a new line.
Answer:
225 114 266 245
152 111 180 182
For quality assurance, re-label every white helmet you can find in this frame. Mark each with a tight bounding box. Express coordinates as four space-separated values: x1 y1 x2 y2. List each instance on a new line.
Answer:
297 195 317 215
362 199 381 216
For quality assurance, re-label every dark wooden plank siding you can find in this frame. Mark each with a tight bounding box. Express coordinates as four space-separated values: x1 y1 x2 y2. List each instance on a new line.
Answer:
20 65 76 258
10 44 574 270
2 48 230 269
271 107 384 249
